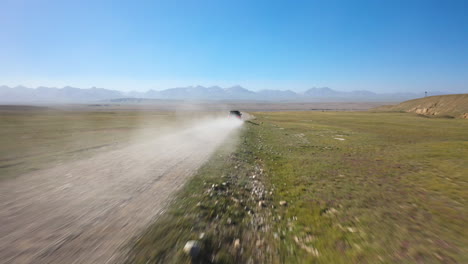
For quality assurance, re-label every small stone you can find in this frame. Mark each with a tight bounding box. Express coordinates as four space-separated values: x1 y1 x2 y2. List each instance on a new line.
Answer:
227 218 232 224
233 238 241 249
258 201 267 207
199 233 205 239
305 246 320 257
256 240 263 247
294 236 300 243
183 240 201 257
279 201 288 206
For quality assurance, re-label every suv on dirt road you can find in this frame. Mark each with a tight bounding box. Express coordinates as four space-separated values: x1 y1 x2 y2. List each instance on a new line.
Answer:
229 110 242 119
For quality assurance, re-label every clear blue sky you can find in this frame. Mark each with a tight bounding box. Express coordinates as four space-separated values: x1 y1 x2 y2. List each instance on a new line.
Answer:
1 0 467 92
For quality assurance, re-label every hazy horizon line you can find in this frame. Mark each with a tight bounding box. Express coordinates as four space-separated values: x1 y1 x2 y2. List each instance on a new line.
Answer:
1 84 463 95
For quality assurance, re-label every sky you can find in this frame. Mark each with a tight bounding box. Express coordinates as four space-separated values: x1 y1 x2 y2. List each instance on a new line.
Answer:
1 0 467 93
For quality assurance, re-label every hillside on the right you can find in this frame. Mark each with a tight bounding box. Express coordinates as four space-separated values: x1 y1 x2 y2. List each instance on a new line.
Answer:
373 94 468 119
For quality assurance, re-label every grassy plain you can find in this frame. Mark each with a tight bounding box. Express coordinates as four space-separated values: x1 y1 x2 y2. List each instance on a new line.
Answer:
0 101 385 180
130 111 468 263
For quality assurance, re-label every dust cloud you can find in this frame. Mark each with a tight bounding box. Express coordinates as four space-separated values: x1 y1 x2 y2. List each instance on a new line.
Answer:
0 115 243 264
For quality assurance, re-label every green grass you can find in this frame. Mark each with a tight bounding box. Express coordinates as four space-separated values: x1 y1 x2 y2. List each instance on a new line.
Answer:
252 111 467 263
129 111 467 263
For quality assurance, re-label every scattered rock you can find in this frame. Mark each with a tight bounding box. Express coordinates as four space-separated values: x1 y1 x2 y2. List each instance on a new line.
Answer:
279 201 288 206
324 207 338 215
233 238 241 249
293 236 320 257
256 240 263 247
258 201 267 207
304 235 315 243
183 240 201 257
305 246 320 257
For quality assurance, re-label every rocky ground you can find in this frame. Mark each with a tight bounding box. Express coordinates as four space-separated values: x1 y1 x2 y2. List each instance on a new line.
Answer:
126 122 282 263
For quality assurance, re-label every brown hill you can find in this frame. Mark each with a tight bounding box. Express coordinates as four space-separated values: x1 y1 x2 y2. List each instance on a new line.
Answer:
373 94 468 118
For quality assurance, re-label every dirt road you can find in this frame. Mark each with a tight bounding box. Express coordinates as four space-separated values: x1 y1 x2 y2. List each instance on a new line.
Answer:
0 118 243 264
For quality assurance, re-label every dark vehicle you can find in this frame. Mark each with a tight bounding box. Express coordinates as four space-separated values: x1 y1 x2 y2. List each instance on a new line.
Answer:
229 110 242 119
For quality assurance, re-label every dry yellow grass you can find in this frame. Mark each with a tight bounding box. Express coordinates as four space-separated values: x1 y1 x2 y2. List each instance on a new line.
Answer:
374 94 468 118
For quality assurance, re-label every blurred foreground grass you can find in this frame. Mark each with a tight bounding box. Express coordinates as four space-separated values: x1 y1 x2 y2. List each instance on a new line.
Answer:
130 111 467 263
253 112 467 263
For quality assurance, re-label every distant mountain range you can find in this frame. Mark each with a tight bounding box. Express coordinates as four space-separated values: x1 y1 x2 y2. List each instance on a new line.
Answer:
0 85 458 103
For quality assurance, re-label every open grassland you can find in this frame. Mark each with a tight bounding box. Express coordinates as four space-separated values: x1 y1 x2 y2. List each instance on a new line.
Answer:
253 111 467 263
130 111 467 263
0 101 387 181
0 106 219 180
